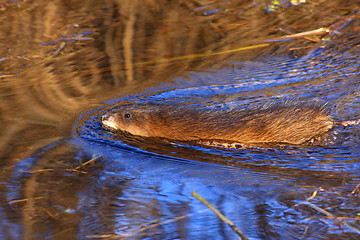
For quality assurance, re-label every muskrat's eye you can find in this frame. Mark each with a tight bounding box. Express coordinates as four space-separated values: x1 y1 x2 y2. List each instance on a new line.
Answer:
125 113 131 119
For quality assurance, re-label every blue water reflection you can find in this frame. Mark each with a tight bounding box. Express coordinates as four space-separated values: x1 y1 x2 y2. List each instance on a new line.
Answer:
7 36 360 239
69 39 360 239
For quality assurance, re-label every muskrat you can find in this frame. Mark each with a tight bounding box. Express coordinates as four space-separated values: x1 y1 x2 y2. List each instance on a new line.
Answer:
101 102 360 145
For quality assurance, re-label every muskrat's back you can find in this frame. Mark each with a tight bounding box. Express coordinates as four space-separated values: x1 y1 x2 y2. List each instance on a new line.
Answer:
102 102 336 145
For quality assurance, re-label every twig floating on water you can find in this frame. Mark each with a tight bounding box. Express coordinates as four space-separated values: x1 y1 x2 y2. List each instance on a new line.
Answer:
85 210 205 239
351 183 360 195
130 43 269 66
263 28 327 42
263 13 357 42
296 201 360 235
192 190 249 240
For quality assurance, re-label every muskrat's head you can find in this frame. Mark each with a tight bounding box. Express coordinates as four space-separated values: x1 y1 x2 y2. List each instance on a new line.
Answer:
101 103 164 137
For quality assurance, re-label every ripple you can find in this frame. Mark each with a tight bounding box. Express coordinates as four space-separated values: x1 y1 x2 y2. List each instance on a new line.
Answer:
74 36 360 184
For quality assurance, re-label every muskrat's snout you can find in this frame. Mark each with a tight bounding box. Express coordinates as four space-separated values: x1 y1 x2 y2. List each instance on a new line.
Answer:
101 111 119 130
101 113 110 123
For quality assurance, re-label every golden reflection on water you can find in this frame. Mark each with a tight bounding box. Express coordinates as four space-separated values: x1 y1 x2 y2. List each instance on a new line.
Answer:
1 0 360 239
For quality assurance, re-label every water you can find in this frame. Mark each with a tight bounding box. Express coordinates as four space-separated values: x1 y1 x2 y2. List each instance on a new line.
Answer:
2 1 360 239
8 37 360 239
75 38 360 239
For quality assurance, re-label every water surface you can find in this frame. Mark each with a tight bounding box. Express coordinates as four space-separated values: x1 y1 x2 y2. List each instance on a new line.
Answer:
2 1 360 239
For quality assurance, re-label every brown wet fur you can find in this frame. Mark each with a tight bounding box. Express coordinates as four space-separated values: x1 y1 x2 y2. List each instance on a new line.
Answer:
102 102 335 145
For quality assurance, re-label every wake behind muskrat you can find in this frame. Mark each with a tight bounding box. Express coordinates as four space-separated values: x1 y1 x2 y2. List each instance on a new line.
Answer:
101 102 359 145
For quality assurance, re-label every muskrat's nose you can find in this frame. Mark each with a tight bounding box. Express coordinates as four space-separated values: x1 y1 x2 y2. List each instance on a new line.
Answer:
101 113 110 122
101 112 118 130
